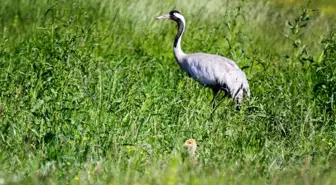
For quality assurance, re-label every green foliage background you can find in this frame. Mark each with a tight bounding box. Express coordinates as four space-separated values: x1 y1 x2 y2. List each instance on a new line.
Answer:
0 0 335 184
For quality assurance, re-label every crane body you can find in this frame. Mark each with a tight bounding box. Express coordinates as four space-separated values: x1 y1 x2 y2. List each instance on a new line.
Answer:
157 10 250 110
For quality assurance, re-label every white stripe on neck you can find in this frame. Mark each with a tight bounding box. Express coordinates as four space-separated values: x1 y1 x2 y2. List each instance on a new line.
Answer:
174 13 186 26
173 13 186 59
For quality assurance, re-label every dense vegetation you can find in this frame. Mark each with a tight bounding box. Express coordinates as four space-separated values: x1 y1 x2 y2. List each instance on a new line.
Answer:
0 0 335 184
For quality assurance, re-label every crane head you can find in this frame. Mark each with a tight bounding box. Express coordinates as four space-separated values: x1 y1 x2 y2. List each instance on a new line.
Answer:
156 10 184 22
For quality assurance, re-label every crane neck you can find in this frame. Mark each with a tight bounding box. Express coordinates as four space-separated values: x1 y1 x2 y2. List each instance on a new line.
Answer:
173 18 186 62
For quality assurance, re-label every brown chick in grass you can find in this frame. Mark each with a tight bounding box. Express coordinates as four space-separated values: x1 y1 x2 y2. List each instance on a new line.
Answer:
183 138 198 164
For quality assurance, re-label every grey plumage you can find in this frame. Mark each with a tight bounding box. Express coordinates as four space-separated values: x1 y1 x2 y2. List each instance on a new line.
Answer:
157 10 250 110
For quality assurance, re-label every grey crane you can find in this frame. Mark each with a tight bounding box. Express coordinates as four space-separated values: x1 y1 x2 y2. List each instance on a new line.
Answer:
157 10 250 111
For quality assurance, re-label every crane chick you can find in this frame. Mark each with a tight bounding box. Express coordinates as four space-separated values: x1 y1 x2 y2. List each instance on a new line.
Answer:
183 138 198 164
157 10 250 111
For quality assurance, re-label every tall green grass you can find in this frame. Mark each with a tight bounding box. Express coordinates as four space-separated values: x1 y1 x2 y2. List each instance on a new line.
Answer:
0 0 336 184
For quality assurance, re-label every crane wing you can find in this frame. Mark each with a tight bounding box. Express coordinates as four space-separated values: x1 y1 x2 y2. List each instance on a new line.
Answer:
182 53 240 87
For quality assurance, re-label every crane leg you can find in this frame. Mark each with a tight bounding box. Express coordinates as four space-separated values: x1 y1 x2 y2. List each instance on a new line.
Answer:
234 92 243 111
211 88 220 109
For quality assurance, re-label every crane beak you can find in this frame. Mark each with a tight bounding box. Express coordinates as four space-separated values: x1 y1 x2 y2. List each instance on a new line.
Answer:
156 13 170 20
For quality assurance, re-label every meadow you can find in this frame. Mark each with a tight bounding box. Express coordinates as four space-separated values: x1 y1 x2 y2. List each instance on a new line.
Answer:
0 0 336 184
